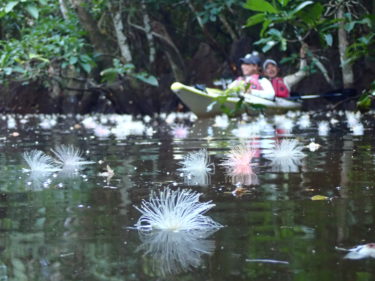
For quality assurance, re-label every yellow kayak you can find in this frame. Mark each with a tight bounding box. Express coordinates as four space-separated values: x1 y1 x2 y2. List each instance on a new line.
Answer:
171 82 302 117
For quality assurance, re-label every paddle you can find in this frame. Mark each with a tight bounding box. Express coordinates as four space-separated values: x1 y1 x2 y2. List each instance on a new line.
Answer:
288 88 357 100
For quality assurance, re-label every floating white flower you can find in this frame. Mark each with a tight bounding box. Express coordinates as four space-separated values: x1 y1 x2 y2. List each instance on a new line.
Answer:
350 122 364 136
337 243 375 259
264 139 305 173
213 114 229 129
51 145 94 169
297 114 311 129
306 141 320 152
318 121 330 136
134 188 222 232
23 150 61 173
178 149 213 175
137 229 217 276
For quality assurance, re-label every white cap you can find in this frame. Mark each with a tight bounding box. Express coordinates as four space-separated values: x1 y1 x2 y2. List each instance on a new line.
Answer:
263 59 277 69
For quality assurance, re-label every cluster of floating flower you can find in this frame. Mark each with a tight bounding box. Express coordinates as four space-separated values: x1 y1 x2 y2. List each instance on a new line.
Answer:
2 109 374 275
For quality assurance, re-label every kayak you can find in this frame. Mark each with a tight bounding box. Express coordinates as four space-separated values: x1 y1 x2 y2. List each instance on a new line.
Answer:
171 82 302 117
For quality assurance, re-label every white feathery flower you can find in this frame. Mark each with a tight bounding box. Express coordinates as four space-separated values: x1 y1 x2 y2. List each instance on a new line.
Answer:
213 114 229 129
350 122 364 136
51 145 94 168
23 150 61 173
297 115 311 129
134 188 222 232
137 229 217 276
231 123 260 138
178 149 213 174
318 121 330 136
264 139 305 173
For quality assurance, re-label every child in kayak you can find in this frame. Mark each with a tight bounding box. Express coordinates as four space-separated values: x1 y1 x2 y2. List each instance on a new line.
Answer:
228 53 275 100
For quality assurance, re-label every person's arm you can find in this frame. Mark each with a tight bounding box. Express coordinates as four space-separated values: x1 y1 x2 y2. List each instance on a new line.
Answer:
284 44 308 90
251 78 275 100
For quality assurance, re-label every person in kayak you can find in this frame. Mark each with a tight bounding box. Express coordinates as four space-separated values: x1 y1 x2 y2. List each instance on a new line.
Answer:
228 53 275 100
263 45 308 98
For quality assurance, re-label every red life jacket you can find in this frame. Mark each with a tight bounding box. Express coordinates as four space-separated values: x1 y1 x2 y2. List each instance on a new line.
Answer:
237 74 263 90
271 77 289 98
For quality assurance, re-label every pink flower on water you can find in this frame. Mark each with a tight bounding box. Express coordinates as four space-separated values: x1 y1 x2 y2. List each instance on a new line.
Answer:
221 144 256 175
171 124 189 139
220 144 258 186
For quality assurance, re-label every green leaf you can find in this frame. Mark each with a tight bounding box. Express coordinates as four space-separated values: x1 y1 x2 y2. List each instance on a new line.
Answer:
290 1 313 15
25 5 39 19
299 3 324 26
80 63 91 73
131 72 159 87
245 13 265 27
243 0 279 14
5 1 19 13
278 0 290 7
69 56 78 65
323 33 333 46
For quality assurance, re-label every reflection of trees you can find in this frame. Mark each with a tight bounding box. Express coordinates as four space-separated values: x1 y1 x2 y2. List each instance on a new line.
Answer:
137 229 217 277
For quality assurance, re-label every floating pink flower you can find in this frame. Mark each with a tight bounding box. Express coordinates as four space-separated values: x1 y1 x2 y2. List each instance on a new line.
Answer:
171 124 189 139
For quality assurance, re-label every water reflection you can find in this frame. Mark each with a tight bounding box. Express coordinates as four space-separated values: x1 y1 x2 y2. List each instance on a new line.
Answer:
0 111 375 280
137 229 217 276
26 171 55 190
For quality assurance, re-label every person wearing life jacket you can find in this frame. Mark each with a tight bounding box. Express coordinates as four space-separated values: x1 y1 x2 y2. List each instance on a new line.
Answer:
228 53 275 100
263 45 308 98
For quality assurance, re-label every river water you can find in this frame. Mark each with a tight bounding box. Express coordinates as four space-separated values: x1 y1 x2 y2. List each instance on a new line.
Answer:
0 110 374 281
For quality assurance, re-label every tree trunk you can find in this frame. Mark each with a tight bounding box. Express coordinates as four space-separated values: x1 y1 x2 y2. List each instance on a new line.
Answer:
337 5 354 88
141 1 156 65
108 1 133 63
70 0 112 67
58 0 68 19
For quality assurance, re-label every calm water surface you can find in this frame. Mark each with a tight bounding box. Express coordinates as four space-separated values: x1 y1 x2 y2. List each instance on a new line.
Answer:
0 111 374 281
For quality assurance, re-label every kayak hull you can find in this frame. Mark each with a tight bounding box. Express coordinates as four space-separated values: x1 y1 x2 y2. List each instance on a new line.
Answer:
171 82 302 117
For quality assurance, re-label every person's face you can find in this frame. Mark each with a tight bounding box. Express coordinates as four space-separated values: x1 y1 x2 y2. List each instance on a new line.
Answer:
264 63 279 78
241 63 259 76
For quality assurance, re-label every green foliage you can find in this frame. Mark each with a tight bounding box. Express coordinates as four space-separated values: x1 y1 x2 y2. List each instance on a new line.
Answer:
0 15 96 85
244 0 333 52
100 59 159 87
357 81 375 113
210 81 264 116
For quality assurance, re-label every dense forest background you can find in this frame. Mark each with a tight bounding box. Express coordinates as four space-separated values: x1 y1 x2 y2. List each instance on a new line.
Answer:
0 0 374 114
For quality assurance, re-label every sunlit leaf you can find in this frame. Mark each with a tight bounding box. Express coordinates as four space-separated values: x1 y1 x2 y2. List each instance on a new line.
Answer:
80 63 91 73
69 56 78 65
290 1 313 15
25 5 39 19
5 1 19 13
131 72 159 87
323 33 333 46
243 0 279 14
245 13 265 27
278 0 290 7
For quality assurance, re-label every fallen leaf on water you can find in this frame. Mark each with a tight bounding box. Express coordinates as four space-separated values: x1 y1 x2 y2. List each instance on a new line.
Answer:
311 195 329 201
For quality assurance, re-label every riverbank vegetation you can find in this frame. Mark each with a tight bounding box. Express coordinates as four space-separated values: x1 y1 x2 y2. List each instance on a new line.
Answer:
0 0 374 114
